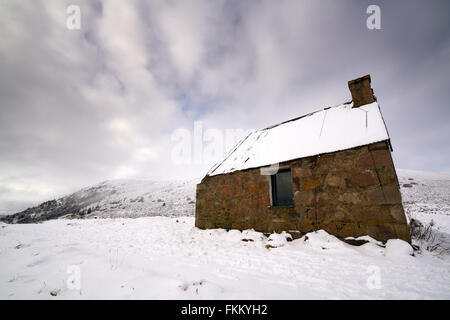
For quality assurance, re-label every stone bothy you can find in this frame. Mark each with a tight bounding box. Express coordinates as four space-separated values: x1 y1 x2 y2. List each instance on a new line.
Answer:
195 75 410 243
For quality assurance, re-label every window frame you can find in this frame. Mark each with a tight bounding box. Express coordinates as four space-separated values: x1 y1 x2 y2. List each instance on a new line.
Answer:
270 168 294 207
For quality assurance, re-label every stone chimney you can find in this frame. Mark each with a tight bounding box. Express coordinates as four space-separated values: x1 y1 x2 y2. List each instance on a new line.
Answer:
348 74 375 107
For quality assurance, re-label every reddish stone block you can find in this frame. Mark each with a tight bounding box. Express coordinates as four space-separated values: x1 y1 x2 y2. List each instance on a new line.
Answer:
302 178 321 190
353 207 382 221
261 194 271 206
357 152 373 169
219 186 234 197
371 149 392 167
248 184 260 194
350 171 378 187
294 190 314 206
293 167 312 178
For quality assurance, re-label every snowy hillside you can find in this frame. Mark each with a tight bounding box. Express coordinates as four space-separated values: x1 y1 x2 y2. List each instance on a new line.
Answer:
1 179 198 223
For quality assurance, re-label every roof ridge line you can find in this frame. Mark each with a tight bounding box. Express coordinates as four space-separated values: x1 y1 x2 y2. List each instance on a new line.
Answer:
260 100 353 131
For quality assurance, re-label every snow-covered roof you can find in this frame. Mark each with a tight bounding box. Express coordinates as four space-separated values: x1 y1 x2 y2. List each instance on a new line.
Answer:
207 102 390 176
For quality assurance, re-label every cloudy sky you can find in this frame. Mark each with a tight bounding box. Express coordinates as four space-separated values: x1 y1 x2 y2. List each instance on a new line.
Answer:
0 0 449 214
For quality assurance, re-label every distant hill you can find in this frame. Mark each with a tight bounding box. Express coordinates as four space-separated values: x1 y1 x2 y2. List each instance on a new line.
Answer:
1 179 198 223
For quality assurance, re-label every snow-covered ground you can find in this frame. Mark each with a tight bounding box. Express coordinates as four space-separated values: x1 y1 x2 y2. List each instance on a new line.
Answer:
0 170 449 299
0 217 449 299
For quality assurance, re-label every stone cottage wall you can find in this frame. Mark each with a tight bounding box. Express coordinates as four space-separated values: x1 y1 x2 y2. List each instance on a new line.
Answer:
195 141 411 243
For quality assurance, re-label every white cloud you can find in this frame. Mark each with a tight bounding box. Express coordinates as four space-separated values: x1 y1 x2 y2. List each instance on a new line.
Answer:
155 0 210 81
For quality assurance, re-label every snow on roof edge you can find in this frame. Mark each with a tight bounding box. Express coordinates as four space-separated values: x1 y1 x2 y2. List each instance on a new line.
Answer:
206 137 391 178
205 105 342 177
206 101 391 177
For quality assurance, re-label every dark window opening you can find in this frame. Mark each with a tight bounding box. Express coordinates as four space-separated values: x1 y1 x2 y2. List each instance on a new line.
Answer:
271 169 294 206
